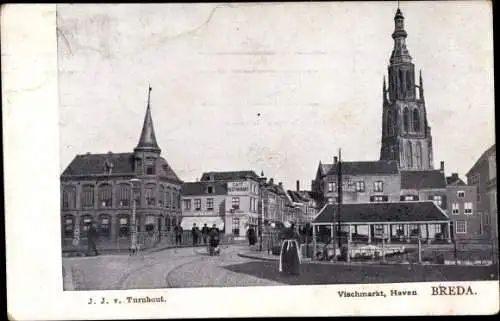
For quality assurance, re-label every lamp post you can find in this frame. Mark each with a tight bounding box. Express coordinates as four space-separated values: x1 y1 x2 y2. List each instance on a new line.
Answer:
337 148 342 255
129 178 141 254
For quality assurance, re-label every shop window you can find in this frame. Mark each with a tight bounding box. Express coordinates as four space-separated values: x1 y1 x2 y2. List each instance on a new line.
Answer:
63 216 74 238
456 221 467 234
232 217 240 236
99 215 111 237
118 216 129 237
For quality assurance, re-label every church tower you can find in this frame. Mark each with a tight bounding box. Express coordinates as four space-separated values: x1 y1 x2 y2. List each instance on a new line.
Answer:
380 8 434 171
133 85 162 176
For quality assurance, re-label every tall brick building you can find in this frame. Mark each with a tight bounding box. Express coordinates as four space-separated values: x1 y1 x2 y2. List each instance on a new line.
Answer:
60 89 183 252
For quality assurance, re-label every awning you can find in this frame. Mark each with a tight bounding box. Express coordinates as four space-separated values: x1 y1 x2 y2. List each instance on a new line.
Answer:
180 216 225 230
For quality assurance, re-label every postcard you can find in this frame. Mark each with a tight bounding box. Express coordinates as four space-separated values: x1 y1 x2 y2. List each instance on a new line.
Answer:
3 2 498 319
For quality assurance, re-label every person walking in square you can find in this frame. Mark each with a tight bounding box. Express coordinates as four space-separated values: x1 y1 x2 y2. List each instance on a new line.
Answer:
174 224 183 245
191 223 199 246
87 222 99 256
278 222 301 276
201 223 209 246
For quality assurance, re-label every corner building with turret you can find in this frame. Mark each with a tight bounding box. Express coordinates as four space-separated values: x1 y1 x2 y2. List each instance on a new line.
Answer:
60 91 183 254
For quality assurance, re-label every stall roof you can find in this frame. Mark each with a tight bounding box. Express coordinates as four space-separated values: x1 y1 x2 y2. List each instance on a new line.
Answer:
312 201 449 224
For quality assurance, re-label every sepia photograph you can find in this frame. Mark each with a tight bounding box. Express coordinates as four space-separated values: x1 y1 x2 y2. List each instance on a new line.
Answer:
3 1 498 319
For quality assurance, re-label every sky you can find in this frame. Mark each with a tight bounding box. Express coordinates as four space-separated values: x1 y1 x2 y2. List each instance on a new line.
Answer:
57 1 495 190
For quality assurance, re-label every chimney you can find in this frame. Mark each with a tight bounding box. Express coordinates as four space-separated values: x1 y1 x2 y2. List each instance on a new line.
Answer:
278 182 283 188
296 180 300 192
440 161 445 172
452 173 459 179
334 156 338 165
269 178 274 185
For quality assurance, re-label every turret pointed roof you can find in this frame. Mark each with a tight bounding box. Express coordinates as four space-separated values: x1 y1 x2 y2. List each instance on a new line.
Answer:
135 85 161 154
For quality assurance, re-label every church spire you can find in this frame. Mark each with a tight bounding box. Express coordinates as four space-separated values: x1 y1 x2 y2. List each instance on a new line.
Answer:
419 69 425 100
383 75 388 102
390 7 412 64
134 85 161 154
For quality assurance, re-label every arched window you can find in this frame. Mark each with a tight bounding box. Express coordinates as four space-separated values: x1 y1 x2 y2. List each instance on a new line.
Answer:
99 214 111 238
406 71 412 91
412 109 420 132
159 185 165 208
403 108 410 133
117 215 129 237
81 185 95 208
117 184 131 207
80 215 93 238
145 183 157 207
63 215 74 238
62 186 77 209
165 215 171 231
406 141 413 168
98 183 113 208
399 69 404 96
387 110 393 136
166 188 171 208
416 142 423 169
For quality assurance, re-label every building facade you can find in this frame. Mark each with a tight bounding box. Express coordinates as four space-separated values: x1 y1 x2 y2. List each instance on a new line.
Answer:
445 173 481 240
379 8 434 171
199 171 261 239
180 181 227 231
313 159 401 207
466 144 497 241
60 95 183 252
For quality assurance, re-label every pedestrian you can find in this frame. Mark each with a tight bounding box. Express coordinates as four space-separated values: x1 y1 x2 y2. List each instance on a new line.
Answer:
191 223 199 246
174 224 183 245
278 222 301 276
208 224 220 255
201 223 209 246
87 222 99 256
247 227 256 246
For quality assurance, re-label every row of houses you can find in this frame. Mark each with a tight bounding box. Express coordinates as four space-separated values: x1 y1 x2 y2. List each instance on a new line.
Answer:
60 8 496 252
60 100 318 250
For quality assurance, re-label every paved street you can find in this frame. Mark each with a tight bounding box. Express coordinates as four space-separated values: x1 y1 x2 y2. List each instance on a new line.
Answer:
63 244 498 290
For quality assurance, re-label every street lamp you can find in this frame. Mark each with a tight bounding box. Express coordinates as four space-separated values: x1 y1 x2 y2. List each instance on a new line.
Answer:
129 178 141 255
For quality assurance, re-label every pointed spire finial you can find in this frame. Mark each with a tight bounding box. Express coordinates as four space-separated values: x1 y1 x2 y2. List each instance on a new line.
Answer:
134 84 161 154
147 84 152 107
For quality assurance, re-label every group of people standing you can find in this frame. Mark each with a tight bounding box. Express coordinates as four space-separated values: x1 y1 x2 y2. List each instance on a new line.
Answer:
172 223 221 247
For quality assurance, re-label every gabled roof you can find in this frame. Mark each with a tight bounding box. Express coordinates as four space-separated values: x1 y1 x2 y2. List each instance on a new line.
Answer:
181 181 227 196
321 163 333 175
61 152 181 182
401 170 446 190
466 144 496 177
287 190 315 203
312 201 449 224
446 175 467 186
200 170 260 181
326 160 399 176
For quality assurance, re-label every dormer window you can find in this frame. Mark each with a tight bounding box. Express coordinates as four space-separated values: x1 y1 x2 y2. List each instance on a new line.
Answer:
146 165 155 175
104 160 114 175
207 186 213 194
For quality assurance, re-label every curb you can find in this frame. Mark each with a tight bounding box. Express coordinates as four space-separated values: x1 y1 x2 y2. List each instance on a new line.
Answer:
238 252 279 262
